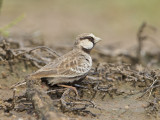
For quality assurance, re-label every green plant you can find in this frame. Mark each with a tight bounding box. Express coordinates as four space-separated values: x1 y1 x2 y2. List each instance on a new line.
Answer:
0 14 25 37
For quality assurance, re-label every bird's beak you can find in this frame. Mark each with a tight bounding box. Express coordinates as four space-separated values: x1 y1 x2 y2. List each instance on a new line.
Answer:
94 37 102 43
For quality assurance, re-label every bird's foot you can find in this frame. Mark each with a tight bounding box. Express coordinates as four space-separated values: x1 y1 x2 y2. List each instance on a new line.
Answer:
58 84 78 98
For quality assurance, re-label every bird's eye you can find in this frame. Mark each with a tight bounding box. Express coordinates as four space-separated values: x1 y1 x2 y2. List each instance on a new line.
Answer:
80 36 94 42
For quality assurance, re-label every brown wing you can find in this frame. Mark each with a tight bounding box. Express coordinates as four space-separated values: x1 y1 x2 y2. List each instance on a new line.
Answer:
30 49 92 79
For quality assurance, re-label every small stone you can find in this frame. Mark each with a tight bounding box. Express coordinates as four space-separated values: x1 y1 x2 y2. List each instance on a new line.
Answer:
125 105 129 109
22 69 26 72
12 115 16 118
1 71 7 78
18 118 23 120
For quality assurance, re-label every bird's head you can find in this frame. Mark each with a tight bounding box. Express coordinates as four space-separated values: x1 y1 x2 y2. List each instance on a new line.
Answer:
74 33 101 52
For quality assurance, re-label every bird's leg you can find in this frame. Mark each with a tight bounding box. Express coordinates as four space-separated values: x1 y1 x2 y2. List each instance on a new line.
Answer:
58 84 78 97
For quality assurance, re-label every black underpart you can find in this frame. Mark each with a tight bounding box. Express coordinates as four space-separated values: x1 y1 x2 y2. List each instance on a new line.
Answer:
41 76 86 87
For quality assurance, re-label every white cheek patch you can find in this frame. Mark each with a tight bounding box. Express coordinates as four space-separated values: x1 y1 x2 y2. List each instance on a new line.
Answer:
80 39 93 49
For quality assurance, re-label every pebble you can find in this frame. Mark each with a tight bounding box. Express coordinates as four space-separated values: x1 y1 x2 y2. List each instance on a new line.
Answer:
124 105 129 109
1 71 7 78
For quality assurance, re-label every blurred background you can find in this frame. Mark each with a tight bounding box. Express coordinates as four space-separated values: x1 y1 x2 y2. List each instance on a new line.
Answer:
1 1 160 119
0 0 160 49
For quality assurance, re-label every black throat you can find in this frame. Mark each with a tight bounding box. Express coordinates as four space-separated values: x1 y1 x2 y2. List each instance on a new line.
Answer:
82 47 91 54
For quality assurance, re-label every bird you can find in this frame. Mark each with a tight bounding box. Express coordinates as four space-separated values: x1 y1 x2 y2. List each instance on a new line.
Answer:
28 33 101 88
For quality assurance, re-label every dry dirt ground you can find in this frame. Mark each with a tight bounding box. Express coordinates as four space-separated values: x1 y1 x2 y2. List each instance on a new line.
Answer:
1 1 160 120
1 23 160 120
